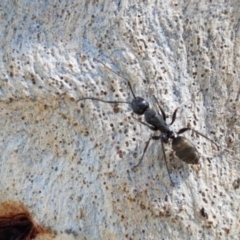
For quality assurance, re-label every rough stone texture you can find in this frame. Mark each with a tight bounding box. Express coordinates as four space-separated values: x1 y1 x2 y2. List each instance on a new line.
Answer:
0 0 239 239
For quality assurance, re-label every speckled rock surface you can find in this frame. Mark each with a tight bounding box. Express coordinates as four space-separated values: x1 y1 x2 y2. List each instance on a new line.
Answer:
0 1 239 239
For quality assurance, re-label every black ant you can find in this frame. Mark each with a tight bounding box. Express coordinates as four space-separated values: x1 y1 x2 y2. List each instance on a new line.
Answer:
77 58 219 185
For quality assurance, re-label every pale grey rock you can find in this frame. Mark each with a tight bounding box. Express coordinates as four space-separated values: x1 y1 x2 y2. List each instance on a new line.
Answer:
0 0 239 239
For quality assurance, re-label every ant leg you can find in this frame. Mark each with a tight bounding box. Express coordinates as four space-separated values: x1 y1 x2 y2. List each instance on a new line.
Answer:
191 128 220 150
153 95 166 121
169 90 204 126
132 136 152 170
133 134 174 186
169 108 179 125
177 127 220 149
160 138 175 186
177 127 191 134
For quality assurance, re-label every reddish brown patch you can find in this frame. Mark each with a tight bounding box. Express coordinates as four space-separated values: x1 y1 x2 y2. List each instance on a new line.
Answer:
0 201 49 240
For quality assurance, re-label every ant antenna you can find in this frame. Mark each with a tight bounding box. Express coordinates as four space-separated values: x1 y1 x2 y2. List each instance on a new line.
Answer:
93 58 137 99
77 97 130 104
77 58 138 105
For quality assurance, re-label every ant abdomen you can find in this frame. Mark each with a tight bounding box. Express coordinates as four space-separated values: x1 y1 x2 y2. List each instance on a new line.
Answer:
172 136 200 164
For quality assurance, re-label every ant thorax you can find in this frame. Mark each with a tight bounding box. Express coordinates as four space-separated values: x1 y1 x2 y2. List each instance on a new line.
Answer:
144 108 170 134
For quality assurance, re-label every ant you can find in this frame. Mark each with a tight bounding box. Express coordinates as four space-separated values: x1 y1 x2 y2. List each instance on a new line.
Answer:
77 58 219 185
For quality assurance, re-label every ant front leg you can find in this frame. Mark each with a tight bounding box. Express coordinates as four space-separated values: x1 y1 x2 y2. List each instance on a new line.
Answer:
153 95 166 121
152 95 178 126
169 108 179 125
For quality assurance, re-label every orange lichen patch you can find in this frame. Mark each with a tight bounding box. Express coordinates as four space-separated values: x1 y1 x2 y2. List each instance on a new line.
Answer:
0 201 50 240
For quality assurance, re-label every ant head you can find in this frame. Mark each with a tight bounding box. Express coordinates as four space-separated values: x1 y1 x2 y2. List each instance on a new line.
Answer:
131 97 149 115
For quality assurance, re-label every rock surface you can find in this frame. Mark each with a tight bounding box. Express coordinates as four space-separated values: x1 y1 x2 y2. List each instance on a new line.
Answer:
0 1 239 239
